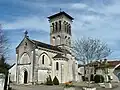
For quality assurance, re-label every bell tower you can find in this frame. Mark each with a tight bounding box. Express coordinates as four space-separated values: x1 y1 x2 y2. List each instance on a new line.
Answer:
48 11 74 47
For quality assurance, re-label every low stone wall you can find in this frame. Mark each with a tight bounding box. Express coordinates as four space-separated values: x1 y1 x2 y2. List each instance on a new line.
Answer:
0 73 5 90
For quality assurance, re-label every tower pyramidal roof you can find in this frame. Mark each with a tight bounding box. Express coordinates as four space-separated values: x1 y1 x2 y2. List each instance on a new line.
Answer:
48 11 74 20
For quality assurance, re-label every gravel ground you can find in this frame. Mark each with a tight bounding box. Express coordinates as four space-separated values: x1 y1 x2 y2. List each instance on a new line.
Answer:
10 82 120 90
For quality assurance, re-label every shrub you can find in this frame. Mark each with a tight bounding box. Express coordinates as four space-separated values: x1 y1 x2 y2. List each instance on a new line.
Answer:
85 77 88 81
64 81 74 88
94 74 104 83
8 87 12 90
46 75 53 85
53 76 59 85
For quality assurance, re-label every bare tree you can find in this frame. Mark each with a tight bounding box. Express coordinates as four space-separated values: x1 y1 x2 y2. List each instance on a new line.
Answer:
0 25 9 58
72 37 111 87
0 24 10 70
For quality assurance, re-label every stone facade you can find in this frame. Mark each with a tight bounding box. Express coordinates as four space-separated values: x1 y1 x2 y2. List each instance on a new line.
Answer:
9 64 16 83
15 11 78 84
78 60 120 82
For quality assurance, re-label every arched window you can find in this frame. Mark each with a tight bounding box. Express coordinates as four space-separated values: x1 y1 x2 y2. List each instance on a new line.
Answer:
39 53 51 66
65 36 67 45
56 62 59 70
59 21 61 31
67 24 69 34
55 22 58 32
65 36 67 39
68 37 71 45
65 22 68 33
20 53 30 64
68 24 70 35
69 25 71 35
42 55 45 64
52 23 54 33
52 37 56 46
57 35 60 45
64 21 66 32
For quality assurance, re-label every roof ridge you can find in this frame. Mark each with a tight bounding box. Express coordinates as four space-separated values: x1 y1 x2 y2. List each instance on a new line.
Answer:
31 39 62 52
53 53 68 59
48 11 74 20
32 39 55 46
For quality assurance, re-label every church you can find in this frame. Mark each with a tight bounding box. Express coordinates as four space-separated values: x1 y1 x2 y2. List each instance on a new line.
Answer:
15 11 78 84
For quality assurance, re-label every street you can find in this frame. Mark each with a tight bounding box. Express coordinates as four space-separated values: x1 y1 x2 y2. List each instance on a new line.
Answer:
11 84 84 90
11 83 120 90
11 84 64 90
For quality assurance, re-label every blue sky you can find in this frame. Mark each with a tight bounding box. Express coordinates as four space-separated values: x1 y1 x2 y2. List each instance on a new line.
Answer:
1 0 120 64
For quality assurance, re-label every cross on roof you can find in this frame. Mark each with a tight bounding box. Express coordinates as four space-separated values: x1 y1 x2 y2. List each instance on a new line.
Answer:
60 8 62 12
24 30 28 37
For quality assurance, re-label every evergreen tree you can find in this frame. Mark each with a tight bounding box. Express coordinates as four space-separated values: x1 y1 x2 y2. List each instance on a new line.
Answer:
46 75 53 85
0 55 10 74
53 76 59 85
0 55 10 90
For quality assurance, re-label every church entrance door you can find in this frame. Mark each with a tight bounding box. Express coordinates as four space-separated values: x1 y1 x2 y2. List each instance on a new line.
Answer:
24 70 28 84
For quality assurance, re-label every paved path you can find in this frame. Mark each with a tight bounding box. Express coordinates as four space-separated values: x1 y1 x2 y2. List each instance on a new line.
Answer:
11 84 65 90
10 82 120 90
113 83 120 90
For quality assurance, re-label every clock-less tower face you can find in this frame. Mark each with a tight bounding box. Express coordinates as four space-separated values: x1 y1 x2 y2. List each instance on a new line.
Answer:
48 11 73 47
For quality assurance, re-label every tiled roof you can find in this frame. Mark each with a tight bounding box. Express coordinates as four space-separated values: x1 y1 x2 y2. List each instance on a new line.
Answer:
9 63 15 69
85 60 120 68
58 46 71 54
53 54 66 58
107 61 120 67
32 40 62 52
16 36 71 54
48 11 74 20
78 64 84 68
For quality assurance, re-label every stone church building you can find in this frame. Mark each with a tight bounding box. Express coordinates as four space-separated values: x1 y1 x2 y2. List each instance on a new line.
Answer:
16 11 78 84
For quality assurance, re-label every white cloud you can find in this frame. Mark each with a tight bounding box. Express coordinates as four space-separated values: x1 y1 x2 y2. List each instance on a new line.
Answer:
70 0 120 59
3 0 120 60
83 0 120 16
3 16 49 32
70 3 88 9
